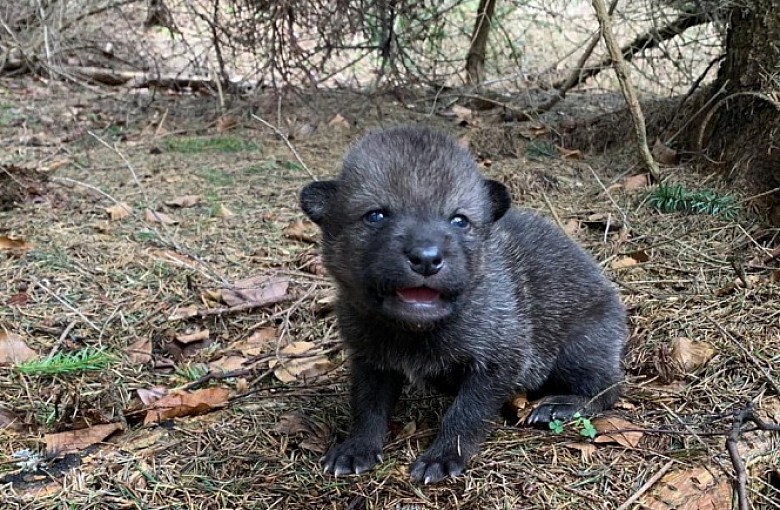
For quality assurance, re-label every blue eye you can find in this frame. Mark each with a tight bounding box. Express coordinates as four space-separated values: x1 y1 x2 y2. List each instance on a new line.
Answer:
364 210 386 224
450 214 469 228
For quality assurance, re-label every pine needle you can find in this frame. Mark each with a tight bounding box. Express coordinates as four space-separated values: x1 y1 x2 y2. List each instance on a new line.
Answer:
16 347 114 376
648 183 739 219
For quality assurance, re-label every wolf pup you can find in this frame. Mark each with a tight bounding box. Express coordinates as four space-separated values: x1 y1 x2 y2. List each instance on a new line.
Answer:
300 126 627 484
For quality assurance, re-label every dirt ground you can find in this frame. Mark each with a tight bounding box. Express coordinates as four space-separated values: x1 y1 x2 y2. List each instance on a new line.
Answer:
1 78 779 509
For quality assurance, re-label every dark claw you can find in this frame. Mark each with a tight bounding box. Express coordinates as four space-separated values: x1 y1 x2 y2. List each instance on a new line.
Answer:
410 449 467 484
525 396 583 427
322 439 382 477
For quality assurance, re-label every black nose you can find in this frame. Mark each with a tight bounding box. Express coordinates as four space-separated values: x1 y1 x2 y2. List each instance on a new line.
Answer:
407 245 444 276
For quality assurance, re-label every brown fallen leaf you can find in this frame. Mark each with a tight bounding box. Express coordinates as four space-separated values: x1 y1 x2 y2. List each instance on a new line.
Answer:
144 209 177 225
566 442 596 462
611 256 639 270
168 304 198 320
298 252 327 276
150 249 199 270
592 416 643 448
652 138 679 166
213 203 234 218
0 330 38 364
0 408 27 433
671 337 715 372
143 387 230 425
137 387 167 406
7 292 30 306
106 202 132 221
556 145 583 160
0 235 32 251
209 355 247 373
284 219 317 243
627 249 650 263
451 104 473 125
328 113 350 130
270 342 334 383
176 329 209 345
232 328 277 356
126 337 152 365
639 466 731 510
164 195 201 208
45 422 124 455
563 219 581 236
220 275 290 307
622 173 650 191
273 410 332 454
216 115 239 133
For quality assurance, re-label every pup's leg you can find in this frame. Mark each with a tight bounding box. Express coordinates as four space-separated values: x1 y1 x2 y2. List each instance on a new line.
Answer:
410 366 510 484
323 360 404 476
526 315 625 425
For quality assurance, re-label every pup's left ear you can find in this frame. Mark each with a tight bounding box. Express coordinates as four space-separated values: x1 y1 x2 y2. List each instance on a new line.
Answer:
484 179 511 222
300 180 339 225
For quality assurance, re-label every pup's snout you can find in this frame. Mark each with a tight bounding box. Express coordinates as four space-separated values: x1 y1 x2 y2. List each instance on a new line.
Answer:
406 244 444 276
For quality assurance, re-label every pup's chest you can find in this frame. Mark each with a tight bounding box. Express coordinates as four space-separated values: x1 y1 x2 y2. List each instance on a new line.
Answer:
368 340 469 391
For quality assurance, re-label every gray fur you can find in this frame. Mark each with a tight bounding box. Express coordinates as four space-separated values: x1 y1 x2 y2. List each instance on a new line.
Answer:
300 126 627 484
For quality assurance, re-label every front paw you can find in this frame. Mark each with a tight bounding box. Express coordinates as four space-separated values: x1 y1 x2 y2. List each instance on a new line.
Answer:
410 446 468 484
525 395 585 427
322 438 382 477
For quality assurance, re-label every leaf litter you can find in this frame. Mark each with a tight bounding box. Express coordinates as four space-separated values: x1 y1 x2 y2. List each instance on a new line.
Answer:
2 93 780 509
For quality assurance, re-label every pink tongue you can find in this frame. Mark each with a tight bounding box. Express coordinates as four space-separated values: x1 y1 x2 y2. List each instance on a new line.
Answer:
397 287 440 303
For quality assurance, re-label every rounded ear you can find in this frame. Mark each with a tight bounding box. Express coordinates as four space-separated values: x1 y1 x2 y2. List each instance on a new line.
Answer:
484 179 511 222
300 180 339 224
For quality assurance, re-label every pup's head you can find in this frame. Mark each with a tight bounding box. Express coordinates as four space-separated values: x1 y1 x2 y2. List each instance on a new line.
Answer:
300 126 511 331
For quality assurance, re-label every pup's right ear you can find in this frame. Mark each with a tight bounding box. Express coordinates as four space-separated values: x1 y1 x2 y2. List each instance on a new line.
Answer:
300 180 339 224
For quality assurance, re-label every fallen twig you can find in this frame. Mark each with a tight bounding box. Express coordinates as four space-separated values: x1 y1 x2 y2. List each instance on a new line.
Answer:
617 459 675 510
591 0 660 182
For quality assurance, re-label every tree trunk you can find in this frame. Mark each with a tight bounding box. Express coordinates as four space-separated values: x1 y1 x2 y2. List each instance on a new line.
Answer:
465 0 497 84
696 0 780 222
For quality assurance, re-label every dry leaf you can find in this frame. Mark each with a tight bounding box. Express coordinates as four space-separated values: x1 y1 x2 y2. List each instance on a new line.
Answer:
216 115 238 133
220 275 290 307
556 146 583 160
270 345 334 383
143 387 230 425
592 416 643 448
0 408 26 433
150 249 199 270
518 124 550 139
126 337 152 365
0 235 32 251
232 328 276 356
137 387 167 406
7 292 30 306
165 195 201 208
273 410 332 453
451 104 473 124
671 337 715 372
640 466 731 510
284 219 317 243
0 331 38 364
209 355 247 373
563 219 580 236
566 442 596 462
627 249 650 263
168 304 198 320
328 114 350 130
622 173 650 191
106 203 132 221
176 329 209 344
611 256 639 270
652 138 679 166
145 209 177 225
45 422 124 455
213 203 234 218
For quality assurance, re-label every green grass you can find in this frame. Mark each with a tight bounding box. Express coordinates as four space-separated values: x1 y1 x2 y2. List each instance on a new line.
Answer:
175 362 209 382
16 347 114 376
648 183 739 219
525 140 558 160
166 136 261 154
198 167 235 187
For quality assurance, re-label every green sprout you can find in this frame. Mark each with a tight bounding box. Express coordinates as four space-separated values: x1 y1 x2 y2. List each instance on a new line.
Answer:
648 183 739 219
16 347 114 376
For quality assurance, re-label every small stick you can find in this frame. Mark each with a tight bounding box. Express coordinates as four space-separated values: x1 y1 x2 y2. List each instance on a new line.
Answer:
46 320 78 359
616 460 675 510
707 316 780 395
32 278 101 333
251 114 316 181
591 0 661 182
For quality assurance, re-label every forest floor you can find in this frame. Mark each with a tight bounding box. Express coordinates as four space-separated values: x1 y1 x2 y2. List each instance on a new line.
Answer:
1 78 779 509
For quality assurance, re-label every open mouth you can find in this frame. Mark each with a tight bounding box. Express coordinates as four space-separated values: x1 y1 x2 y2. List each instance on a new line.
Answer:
396 286 441 304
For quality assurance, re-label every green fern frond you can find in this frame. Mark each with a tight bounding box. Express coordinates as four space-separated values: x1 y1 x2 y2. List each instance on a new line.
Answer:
16 347 114 376
648 183 739 219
